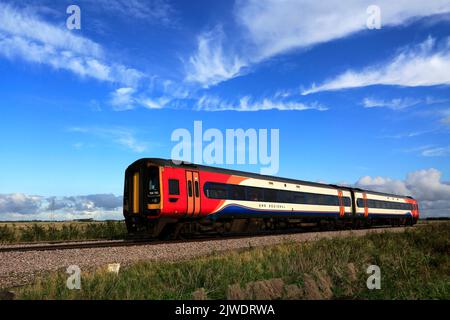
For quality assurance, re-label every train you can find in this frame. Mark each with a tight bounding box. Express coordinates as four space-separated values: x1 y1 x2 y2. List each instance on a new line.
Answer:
123 158 419 238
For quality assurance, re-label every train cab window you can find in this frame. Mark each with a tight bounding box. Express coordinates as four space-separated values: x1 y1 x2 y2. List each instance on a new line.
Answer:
148 167 160 195
168 179 180 195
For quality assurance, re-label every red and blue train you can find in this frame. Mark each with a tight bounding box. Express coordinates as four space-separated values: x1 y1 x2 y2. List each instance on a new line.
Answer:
123 158 419 238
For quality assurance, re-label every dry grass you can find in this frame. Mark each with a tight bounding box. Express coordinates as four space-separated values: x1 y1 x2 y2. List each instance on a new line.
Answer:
12 222 450 300
0 221 126 243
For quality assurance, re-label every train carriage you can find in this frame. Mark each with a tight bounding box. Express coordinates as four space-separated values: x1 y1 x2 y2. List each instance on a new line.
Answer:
123 158 419 238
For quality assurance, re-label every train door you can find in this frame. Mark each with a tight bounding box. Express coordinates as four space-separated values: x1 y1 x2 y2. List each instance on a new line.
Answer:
185 171 201 216
132 171 140 214
350 190 356 216
363 192 369 218
337 190 345 218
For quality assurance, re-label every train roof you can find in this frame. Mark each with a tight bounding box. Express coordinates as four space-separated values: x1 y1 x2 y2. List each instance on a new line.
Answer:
128 158 414 200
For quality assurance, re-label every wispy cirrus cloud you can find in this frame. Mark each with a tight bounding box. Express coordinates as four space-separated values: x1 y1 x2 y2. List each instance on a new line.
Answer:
185 27 246 88
362 97 422 110
400 144 450 157
69 126 148 153
421 146 450 157
0 3 144 86
302 36 450 94
186 0 450 87
88 0 176 25
195 95 328 112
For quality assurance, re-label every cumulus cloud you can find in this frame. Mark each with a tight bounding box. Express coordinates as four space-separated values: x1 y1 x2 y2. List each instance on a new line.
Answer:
302 36 450 94
355 168 450 217
195 95 328 112
0 3 144 86
0 193 123 221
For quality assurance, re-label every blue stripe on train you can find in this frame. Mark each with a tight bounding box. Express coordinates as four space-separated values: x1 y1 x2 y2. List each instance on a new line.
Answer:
210 204 413 219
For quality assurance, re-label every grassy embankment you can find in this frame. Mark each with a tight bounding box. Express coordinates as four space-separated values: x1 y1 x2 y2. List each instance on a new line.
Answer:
16 222 450 300
0 221 127 243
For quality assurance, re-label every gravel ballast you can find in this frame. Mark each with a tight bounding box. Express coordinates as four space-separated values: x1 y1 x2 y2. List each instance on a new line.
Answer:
0 226 413 289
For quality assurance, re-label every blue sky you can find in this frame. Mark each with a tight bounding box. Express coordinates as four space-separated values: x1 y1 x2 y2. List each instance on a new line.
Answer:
0 0 450 219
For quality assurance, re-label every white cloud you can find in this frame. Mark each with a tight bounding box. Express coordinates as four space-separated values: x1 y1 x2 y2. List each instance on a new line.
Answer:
69 127 148 153
421 146 450 157
0 193 122 221
355 168 450 217
185 27 246 88
88 0 176 25
237 0 450 62
110 87 171 110
186 0 450 87
110 87 137 111
195 95 328 112
302 37 450 94
362 97 421 110
0 3 144 86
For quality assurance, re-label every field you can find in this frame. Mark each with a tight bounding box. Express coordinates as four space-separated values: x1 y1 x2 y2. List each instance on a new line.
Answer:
14 222 450 300
0 221 127 243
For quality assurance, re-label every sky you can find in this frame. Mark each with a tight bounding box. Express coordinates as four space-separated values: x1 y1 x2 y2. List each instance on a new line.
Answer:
0 0 449 220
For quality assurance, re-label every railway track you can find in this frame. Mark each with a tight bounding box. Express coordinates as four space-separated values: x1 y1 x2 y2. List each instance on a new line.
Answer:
0 225 419 253
0 239 148 253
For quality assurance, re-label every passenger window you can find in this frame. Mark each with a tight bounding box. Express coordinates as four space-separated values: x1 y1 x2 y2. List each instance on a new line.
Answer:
188 181 193 197
168 179 180 195
194 181 199 197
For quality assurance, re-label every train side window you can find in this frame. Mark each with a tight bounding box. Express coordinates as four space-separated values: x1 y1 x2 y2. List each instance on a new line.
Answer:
168 179 180 195
187 181 193 197
292 192 306 204
246 187 263 201
229 185 246 200
343 197 351 207
194 181 200 197
279 190 293 203
357 198 364 207
204 182 227 199
264 189 278 202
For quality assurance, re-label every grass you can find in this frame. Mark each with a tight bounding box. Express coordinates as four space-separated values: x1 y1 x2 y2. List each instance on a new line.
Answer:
0 221 127 243
14 222 450 300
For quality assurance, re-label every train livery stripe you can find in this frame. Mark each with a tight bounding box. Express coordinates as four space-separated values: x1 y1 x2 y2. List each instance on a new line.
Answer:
210 203 340 218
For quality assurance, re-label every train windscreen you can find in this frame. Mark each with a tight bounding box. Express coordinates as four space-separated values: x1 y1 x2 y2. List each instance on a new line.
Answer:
147 166 160 204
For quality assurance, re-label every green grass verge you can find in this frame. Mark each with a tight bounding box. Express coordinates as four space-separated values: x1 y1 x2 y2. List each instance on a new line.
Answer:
16 222 450 300
0 221 127 243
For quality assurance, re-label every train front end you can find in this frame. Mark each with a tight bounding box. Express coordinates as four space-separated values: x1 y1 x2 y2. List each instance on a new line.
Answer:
123 159 163 234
